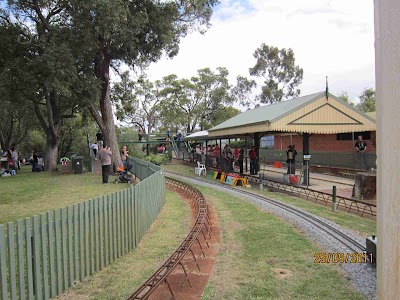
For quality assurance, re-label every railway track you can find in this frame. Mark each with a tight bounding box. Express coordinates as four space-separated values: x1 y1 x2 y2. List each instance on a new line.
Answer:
127 177 213 300
166 171 366 254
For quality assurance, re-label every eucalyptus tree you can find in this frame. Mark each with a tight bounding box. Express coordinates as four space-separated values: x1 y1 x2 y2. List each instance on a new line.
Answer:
68 0 219 163
160 74 201 133
1 1 99 170
194 67 233 130
231 75 258 108
249 44 303 104
113 74 163 134
357 88 376 113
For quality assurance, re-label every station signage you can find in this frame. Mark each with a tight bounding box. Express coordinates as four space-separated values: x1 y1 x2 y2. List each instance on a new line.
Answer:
303 155 311 160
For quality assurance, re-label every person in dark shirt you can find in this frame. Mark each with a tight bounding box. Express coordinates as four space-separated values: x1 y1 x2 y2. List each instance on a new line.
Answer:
249 146 257 175
355 135 367 169
286 145 297 174
238 147 245 175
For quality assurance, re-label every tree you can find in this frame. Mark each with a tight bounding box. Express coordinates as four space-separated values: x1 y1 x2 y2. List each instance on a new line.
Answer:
231 75 258 108
337 91 355 106
249 44 303 104
160 74 201 133
1 2 99 170
68 0 219 164
209 106 241 128
357 88 376 112
195 67 233 130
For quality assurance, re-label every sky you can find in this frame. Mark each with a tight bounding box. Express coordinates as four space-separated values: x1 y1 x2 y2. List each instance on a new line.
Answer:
146 0 375 106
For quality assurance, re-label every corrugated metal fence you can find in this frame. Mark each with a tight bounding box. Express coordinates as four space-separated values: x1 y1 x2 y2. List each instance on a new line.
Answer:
0 158 165 300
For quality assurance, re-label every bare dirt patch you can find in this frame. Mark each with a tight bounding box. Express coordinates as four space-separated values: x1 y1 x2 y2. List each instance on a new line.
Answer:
145 188 221 300
272 268 293 280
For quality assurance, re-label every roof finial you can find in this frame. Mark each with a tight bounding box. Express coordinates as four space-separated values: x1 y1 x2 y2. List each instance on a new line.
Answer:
325 76 329 100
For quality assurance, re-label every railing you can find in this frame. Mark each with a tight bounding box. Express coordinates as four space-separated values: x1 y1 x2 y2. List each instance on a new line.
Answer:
0 159 165 300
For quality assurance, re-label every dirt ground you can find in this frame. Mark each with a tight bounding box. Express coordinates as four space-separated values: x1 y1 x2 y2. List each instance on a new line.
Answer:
147 188 221 300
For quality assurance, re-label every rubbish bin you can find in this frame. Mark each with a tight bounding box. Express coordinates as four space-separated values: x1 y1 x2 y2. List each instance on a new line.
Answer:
71 156 84 174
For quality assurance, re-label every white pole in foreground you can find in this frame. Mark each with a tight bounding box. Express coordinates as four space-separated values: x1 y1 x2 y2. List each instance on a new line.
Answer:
375 0 400 298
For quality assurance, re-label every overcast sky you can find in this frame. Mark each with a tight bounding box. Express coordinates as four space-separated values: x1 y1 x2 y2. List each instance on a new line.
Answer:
146 0 375 105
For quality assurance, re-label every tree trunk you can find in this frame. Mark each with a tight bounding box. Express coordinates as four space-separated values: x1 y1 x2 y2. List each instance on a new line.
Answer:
89 51 122 167
45 129 58 171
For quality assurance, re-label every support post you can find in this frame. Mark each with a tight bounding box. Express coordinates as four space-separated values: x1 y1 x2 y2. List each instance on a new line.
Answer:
302 133 310 185
332 186 337 212
254 132 260 175
375 0 400 297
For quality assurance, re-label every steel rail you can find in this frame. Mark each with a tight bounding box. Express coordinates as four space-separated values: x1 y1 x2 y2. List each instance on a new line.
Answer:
127 177 212 300
166 171 366 253
174 160 376 217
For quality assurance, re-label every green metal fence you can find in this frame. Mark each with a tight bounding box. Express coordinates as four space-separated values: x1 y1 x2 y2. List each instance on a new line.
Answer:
0 159 165 300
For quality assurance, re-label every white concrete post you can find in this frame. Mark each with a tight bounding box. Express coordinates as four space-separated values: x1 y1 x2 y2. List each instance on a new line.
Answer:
374 0 400 298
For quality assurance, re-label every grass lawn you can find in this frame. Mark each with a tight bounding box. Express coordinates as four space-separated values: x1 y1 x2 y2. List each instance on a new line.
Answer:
197 186 366 300
0 165 127 224
163 163 376 236
55 190 190 300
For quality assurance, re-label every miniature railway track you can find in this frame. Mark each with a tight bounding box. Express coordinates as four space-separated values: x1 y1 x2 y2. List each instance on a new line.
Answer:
166 171 366 253
127 177 212 300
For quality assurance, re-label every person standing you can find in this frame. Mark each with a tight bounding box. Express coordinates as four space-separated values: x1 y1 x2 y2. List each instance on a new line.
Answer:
355 135 367 169
286 145 297 174
91 142 99 160
238 147 244 175
249 146 257 175
11 147 19 171
96 131 104 149
98 144 112 184
166 128 171 139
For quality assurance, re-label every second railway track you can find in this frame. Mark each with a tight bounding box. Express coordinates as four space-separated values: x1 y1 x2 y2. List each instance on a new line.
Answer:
166 171 366 253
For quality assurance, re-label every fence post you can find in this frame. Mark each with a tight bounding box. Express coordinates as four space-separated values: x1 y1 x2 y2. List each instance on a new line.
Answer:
332 186 337 212
259 173 263 190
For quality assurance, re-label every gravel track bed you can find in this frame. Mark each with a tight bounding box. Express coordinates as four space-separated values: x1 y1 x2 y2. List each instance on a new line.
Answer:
167 173 376 300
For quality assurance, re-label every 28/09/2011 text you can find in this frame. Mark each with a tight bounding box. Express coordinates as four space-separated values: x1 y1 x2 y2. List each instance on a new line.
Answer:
314 252 373 264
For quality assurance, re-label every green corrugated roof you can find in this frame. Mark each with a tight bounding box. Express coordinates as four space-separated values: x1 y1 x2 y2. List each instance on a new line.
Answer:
209 91 326 131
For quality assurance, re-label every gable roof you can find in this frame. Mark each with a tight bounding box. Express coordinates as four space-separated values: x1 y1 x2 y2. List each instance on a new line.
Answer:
208 92 376 136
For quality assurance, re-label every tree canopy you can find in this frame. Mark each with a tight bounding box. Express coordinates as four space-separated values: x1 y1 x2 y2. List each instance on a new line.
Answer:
249 44 303 104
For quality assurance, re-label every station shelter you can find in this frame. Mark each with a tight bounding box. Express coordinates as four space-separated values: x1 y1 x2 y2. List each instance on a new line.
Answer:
187 91 376 185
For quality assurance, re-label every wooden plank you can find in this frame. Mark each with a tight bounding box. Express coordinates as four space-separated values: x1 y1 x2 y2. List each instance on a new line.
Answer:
32 216 41 300
104 196 109 267
127 189 131 251
99 197 104 270
94 198 99 273
68 205 79 286
375 1 400 297
120 191 125 255
113 194 117 261
108 195 113 264
79 203 84 281
17 220 26 300
40 214 49 300
124 191 128 253
61 208 68 291
8 223 17 300
54 210 62 295
84 201 89 278
25 218 34 300
116 193 120 258
74 204 79 283
47 212 56 298
0 224 8 300
90 199 95 275
119 192 123 255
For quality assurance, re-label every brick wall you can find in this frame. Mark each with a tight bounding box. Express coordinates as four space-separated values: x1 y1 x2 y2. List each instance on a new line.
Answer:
273 133 376 152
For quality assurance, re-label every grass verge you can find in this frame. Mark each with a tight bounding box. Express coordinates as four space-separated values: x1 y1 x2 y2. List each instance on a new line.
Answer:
55 190 190 299
163 163 375 236
0 166 127 224
196 186 366 300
